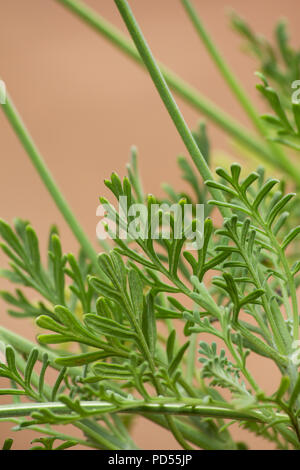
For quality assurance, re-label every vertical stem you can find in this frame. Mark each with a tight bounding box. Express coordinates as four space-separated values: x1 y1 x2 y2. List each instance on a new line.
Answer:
119 289 193 450
114 0 230 219
54 0 287 176
1 95 102 276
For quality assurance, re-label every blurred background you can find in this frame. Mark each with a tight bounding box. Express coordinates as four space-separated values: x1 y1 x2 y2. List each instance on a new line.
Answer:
0 0 299 449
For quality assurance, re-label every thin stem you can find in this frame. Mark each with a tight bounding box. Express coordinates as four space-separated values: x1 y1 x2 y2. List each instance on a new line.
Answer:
114 0 230 219
268 232 299 342
181 0 300 187
3 418 105 450
0 325 291 448
242 196 298 343
186 333 197 384
119 288 193 449
0 399 288 423
0 326 63 370
1 95 102 276
54 0 285 177
73 421 120 450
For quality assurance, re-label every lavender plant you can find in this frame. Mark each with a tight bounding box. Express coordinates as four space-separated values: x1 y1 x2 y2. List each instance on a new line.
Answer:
1 0 300 450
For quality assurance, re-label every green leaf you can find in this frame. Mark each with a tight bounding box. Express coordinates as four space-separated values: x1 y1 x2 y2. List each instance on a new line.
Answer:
190 276 221 317
55 351 112 367
208 201 252 216
0 219 24 259
205 181 238 197
2 438 14 450
25 226 41 273
252 179 279 211
240 172 259 194
88 276 121 302
141 293 157 355
275 376 290 401
239 289 264 308
128 269 143 321
36 315 67 334
292 103 300 134
92 362 132 380
5 346 19 377
168 341 190 376
281 227 300 250
289 374 300 408
230 163 241 184
24 348 39 388
267 193 295 227
256 84 292 131
51 367 67 401
84 314 137 341
166 330 176 363
37 334 76 345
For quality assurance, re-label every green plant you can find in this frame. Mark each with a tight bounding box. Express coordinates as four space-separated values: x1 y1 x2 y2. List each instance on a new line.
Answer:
1 0 300 450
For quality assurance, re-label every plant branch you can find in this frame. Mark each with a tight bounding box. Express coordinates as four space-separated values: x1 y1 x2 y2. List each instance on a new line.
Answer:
54 0 285 176
0 399 288 424
114 0 231 219
181 0 300 186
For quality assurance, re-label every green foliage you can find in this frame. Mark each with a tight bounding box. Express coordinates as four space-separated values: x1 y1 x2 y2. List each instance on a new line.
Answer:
1 0 300 451
30 437 77 451
231 14 300 101
231 14 300 151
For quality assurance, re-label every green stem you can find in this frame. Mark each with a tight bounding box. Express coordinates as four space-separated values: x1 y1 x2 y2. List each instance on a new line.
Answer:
247 204 298 343
114 0 230 219
0 399 287 423
186 333 197 384
73 421 120 450
181 0 300 186
1 95 102 276
3 418 105 450
54 0 283 176
119 288 193 449
148 414 236 450
0 325 292 448
0 326 62 370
